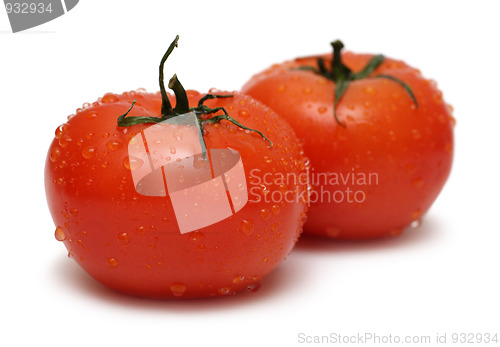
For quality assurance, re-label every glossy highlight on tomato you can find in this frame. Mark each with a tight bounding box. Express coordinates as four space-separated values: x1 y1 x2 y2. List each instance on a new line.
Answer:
242 41 454 239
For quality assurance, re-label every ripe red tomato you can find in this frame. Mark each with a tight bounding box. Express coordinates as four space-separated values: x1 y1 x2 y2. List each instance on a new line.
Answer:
242 41 454 239
45 37 308 298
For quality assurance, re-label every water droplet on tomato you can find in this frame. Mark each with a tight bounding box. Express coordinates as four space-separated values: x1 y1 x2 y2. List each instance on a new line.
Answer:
118 232 130 244
86 111 98 119
101 93 118 103
263 156 272 164
55 226 66 241
211 180 220 188
50 148 61 163
271 204 280 215
247 282 261 293
106 140 122 151
241 219 254 236
58 136 72 148
123 156 144 170
449 115 456 126
363 86 376 95
232 275 245 284
259 208 270 220
189 231 204 242
237 182 245 191
107 257 119 268
218 287 233 296
136 226 145 234
278 183 288 194
82 146 96 159
170 283 187 297
411 209 421 220
432 91 443 104
410 218 422 228
55 124 69 139
238 109 250 118
317 106 328 114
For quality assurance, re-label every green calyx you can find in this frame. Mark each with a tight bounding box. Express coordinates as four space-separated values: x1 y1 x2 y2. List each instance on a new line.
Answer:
297 40 419 127
117 35 272 149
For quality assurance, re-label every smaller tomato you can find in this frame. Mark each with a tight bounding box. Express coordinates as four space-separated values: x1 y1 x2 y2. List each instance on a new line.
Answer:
242 40 454 239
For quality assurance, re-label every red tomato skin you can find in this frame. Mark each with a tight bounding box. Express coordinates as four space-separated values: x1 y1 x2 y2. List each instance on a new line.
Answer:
242 52 454 239
45 90 308 298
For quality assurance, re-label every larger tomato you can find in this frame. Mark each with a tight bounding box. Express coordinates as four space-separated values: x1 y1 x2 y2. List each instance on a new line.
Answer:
242 40 454 239
45 37 308 298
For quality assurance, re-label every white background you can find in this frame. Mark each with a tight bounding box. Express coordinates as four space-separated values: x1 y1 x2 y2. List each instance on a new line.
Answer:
1 1 499 346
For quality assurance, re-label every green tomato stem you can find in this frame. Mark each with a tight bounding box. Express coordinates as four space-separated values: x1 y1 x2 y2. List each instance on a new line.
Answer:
117 35 273 151
296 40 419 127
